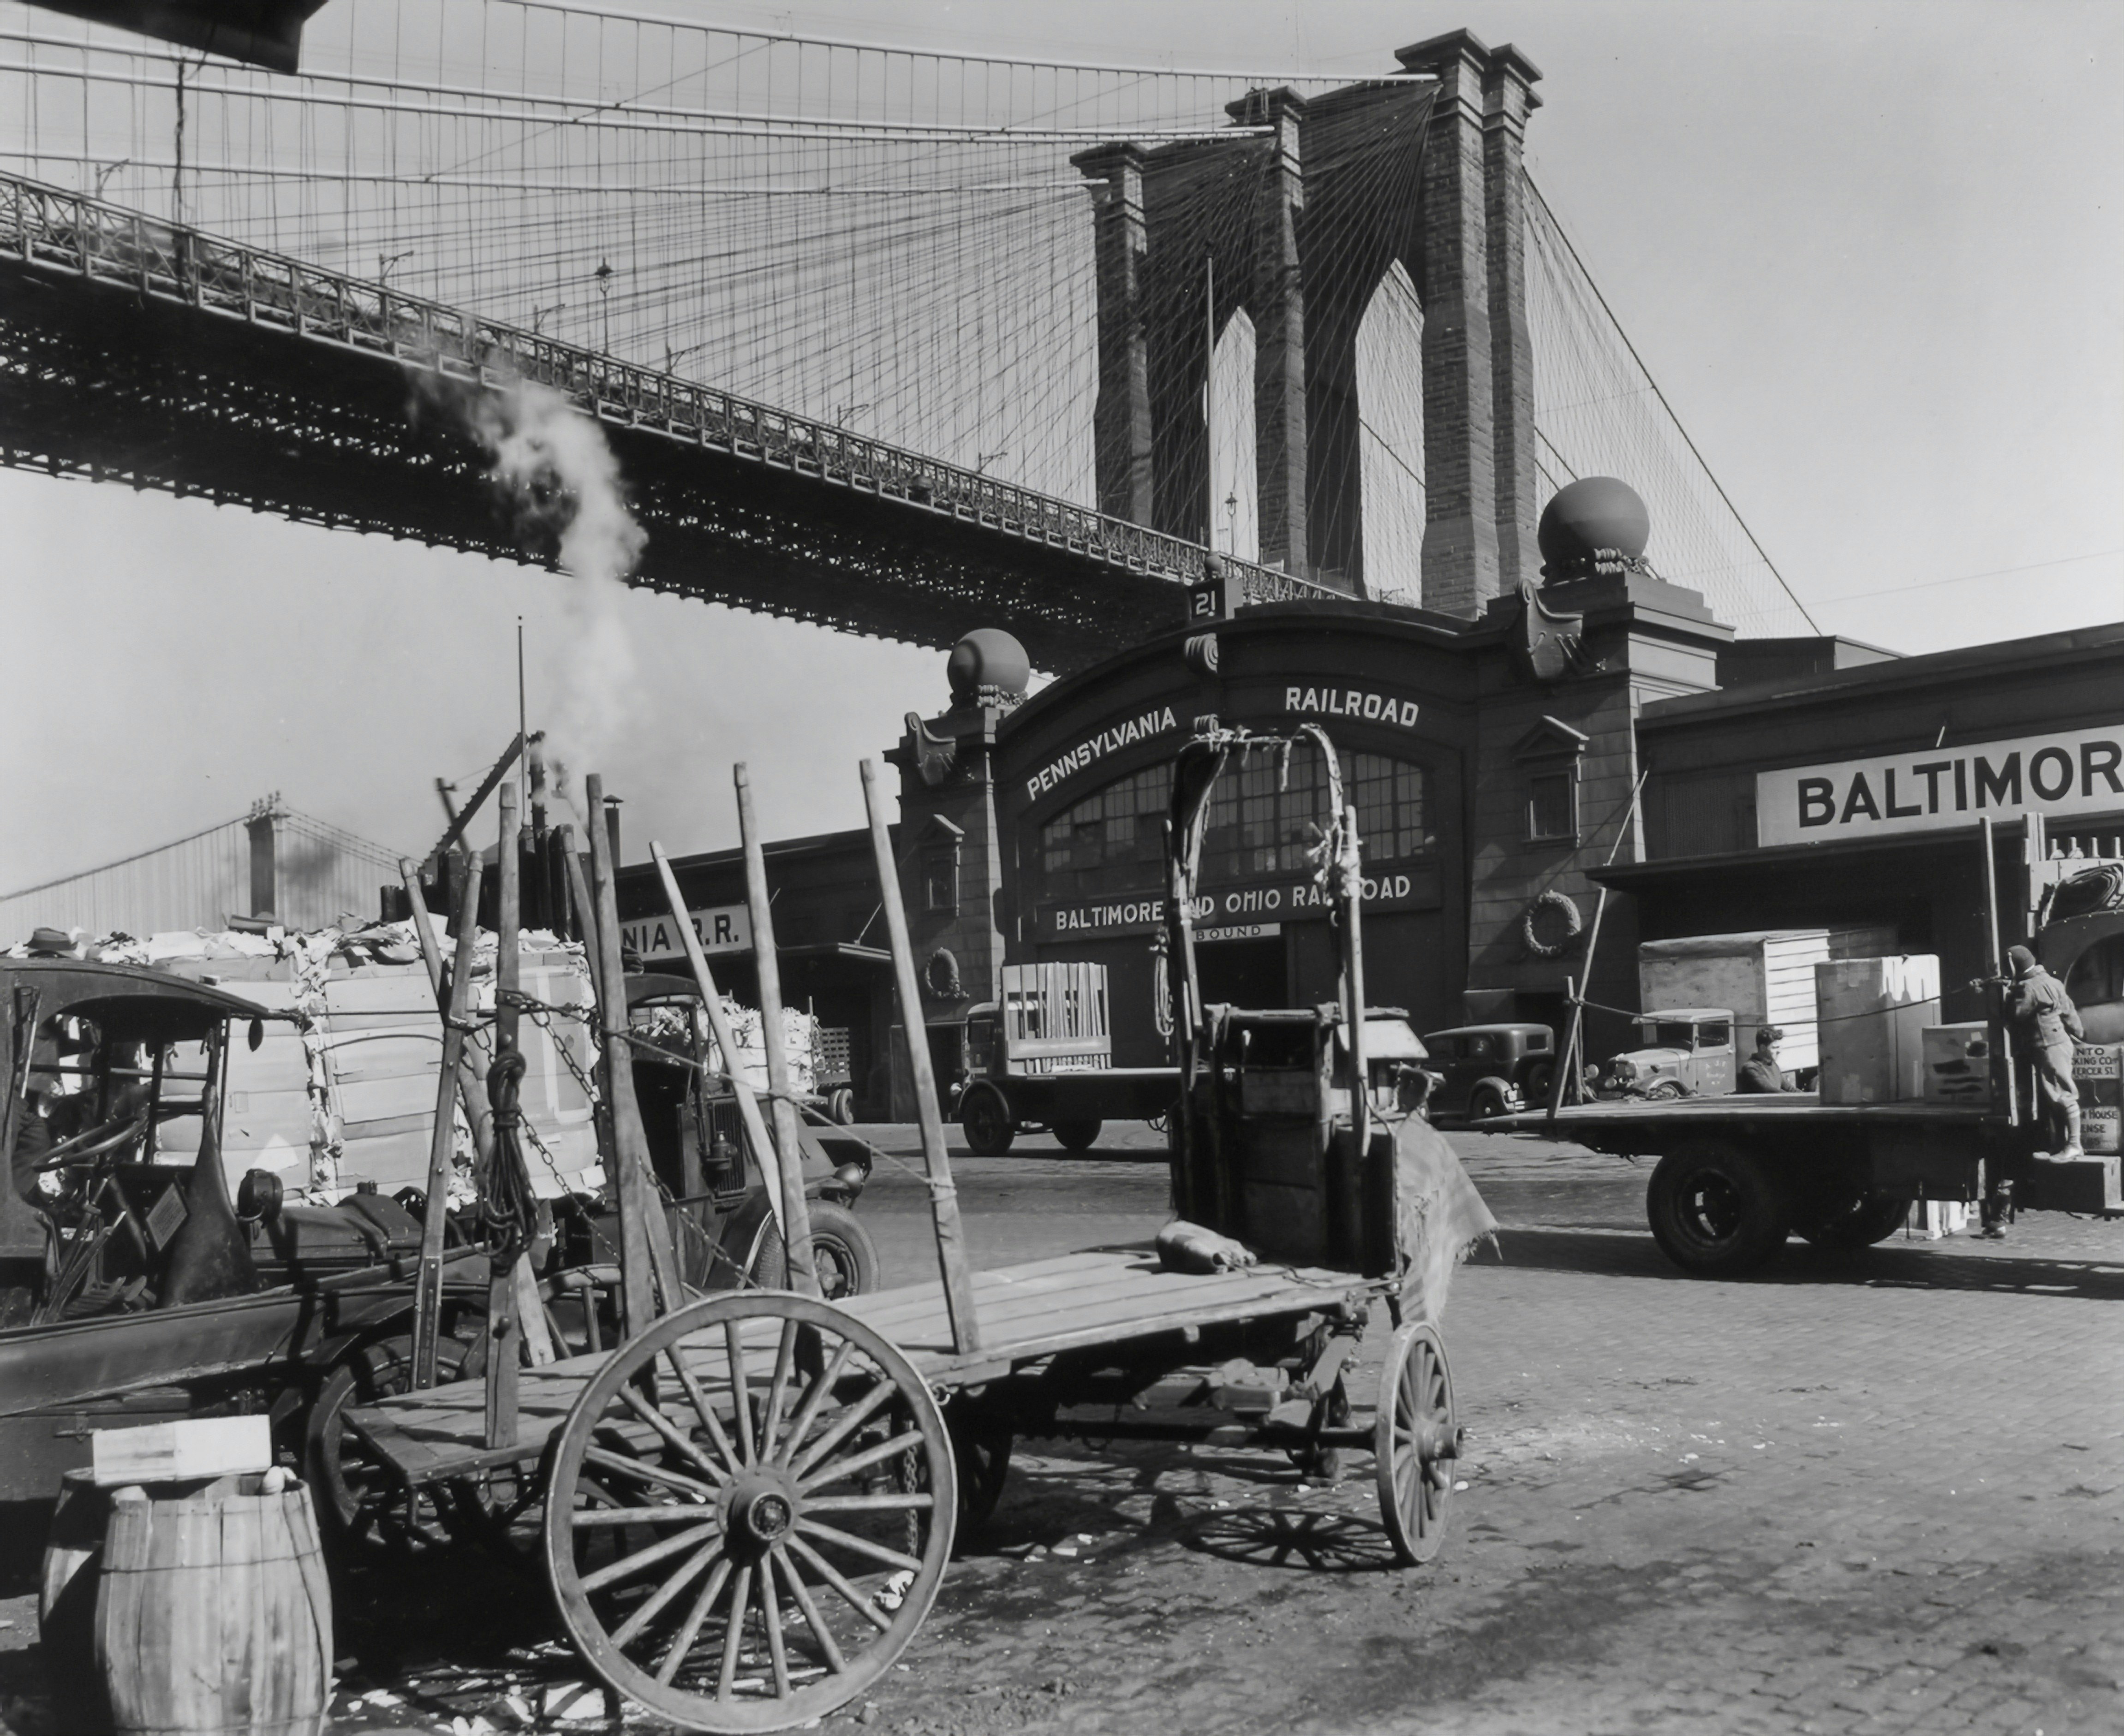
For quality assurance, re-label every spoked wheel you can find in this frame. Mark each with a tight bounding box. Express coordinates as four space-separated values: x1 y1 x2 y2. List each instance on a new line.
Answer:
545 1292 957 1732
1375 1321 1457 1566
307 1335 464 1557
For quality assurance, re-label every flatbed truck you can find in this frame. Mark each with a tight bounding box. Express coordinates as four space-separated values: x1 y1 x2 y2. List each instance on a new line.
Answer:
1494 827 2124 1275
1493 1093 2116 1276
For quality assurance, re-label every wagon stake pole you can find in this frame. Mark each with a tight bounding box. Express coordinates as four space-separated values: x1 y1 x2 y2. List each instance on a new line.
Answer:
736 763 821 1297
648 841 787 1239
1553 768 1647 1112
861 758 981 1353
1339 803 1369 1160
1978 815 2019 1129
584 773 681 1335
402 854 483 1390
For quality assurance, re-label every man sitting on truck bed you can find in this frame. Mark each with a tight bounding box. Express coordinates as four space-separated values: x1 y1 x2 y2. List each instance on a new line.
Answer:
1736 1026 1798 1094
2006 945 2084 1159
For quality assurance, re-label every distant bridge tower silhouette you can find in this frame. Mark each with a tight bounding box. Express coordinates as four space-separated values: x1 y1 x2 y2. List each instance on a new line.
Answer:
1074 29 1542 616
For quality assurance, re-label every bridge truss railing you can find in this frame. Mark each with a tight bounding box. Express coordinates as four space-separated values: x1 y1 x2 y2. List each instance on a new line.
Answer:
0 171 1335 610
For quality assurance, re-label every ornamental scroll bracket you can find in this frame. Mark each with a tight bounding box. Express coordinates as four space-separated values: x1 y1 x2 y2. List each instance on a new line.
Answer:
1509 582 1605 684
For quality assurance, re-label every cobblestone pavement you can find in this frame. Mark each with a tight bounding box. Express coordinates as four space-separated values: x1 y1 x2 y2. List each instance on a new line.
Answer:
5 1129 2120 1736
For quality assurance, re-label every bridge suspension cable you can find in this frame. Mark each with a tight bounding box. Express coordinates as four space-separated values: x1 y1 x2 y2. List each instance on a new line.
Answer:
0 0 1809 634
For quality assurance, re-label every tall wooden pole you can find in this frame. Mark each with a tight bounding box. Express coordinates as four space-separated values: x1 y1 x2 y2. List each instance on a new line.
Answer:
1338 805 1369 1160
584 773 673 1333
483 785 526 1445
650 844 786 1240
1979 817 2019 1128
403 857 481 1390
734 764 819 1297
1551 770 1648 1113
1546 975 1578 1128
862 759 979 1352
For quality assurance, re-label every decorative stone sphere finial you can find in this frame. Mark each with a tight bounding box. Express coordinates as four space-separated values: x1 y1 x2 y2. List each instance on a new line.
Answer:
947 628 1031 707
1537 477 1651 582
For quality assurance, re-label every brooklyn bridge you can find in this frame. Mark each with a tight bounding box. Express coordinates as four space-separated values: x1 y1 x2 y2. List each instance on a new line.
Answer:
0 3 1815 671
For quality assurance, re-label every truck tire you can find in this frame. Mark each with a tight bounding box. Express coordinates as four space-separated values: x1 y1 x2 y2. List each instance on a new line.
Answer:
1647 1142 1791 1277
1797 1188 1913 1249
1053 1119 1101 1153
961 1085 1016 1156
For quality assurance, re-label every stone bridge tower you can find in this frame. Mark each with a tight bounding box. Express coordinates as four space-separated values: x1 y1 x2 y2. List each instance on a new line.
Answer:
1074 29 1541 617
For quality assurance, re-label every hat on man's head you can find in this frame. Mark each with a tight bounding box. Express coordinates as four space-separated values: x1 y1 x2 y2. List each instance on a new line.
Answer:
1756 1026 1784 1047
27 926 77 957
2007 944 2036 975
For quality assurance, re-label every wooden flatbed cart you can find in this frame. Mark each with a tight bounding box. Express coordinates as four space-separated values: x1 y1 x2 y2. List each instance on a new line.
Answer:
346 736 1485 1732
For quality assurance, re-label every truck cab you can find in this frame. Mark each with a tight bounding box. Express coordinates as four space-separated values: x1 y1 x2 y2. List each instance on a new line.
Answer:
1594 1009 1737 1100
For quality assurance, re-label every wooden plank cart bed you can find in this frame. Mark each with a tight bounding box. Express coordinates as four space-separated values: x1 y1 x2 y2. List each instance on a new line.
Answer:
346 731 1485 1732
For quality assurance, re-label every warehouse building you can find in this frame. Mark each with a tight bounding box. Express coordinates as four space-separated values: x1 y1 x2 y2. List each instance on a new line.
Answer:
625 514 2124 1112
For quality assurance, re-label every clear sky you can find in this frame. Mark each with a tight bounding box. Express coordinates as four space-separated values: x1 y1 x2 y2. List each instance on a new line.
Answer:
2 0 2118 895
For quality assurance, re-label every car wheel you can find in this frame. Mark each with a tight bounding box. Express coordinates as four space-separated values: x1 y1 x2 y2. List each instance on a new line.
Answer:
1467 1084 1507 1122
961 1086 1015 1156
1647 1142 1791 1276
1053 1119 1101 1153
826 1086 857 1125
1521 1062 1555 1109
1643 1079 1686 1100
745 1200 883 1300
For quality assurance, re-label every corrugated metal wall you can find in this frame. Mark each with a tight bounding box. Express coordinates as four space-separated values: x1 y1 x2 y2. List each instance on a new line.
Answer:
0 804 403 942
272 809 404 930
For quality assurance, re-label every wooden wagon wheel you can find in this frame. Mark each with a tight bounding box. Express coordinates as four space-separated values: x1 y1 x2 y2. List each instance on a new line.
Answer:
544 1292 957 1733
1374 1321 1457 1566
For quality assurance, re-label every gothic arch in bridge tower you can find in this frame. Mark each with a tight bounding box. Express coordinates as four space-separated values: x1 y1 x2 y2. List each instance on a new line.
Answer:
1074 30 1541 617
1354 259 1426 603
1209 309 1259 562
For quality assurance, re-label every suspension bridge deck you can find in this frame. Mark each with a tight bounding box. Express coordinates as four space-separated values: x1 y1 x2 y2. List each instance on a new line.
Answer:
0 172 1333 670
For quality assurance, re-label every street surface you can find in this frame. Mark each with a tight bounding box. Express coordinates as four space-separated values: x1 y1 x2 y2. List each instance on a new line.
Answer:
4 1124 2120 1736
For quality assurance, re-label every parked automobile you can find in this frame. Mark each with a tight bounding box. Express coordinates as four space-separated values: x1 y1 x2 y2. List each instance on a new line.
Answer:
0 959 448 1520
1419 1023 1557 1123
1593 1009 1737 1100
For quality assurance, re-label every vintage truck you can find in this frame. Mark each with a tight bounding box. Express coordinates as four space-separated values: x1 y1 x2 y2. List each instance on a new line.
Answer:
1486 841 2124 1277
1590 1009 1738 1100
0 958 463 1525
955 963 1179 1154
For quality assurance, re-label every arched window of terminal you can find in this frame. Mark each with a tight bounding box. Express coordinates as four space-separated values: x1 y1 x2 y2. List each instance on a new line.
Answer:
1039 750 1431 903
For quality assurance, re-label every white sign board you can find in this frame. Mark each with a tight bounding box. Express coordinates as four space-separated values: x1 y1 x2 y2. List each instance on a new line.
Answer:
1757 723 2124 847
620 904 752 960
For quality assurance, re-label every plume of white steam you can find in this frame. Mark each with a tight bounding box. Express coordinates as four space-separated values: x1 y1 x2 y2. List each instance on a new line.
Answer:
455 379 647 807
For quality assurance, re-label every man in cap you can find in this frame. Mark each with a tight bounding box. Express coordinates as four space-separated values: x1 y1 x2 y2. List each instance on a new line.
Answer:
1736 1026 1798 1094
2005 944 2083 1159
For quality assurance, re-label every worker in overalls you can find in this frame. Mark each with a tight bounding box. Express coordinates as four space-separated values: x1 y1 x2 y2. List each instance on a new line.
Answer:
2005 945 2083 1159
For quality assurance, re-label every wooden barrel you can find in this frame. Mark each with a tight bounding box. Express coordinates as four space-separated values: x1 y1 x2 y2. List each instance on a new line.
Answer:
40 1469 110 1718
94 1474 334 1736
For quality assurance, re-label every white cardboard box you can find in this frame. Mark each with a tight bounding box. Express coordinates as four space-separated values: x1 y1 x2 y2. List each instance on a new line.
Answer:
90 1415 273 1486
1921 1023 1992 1106
1816 956 1941 1104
